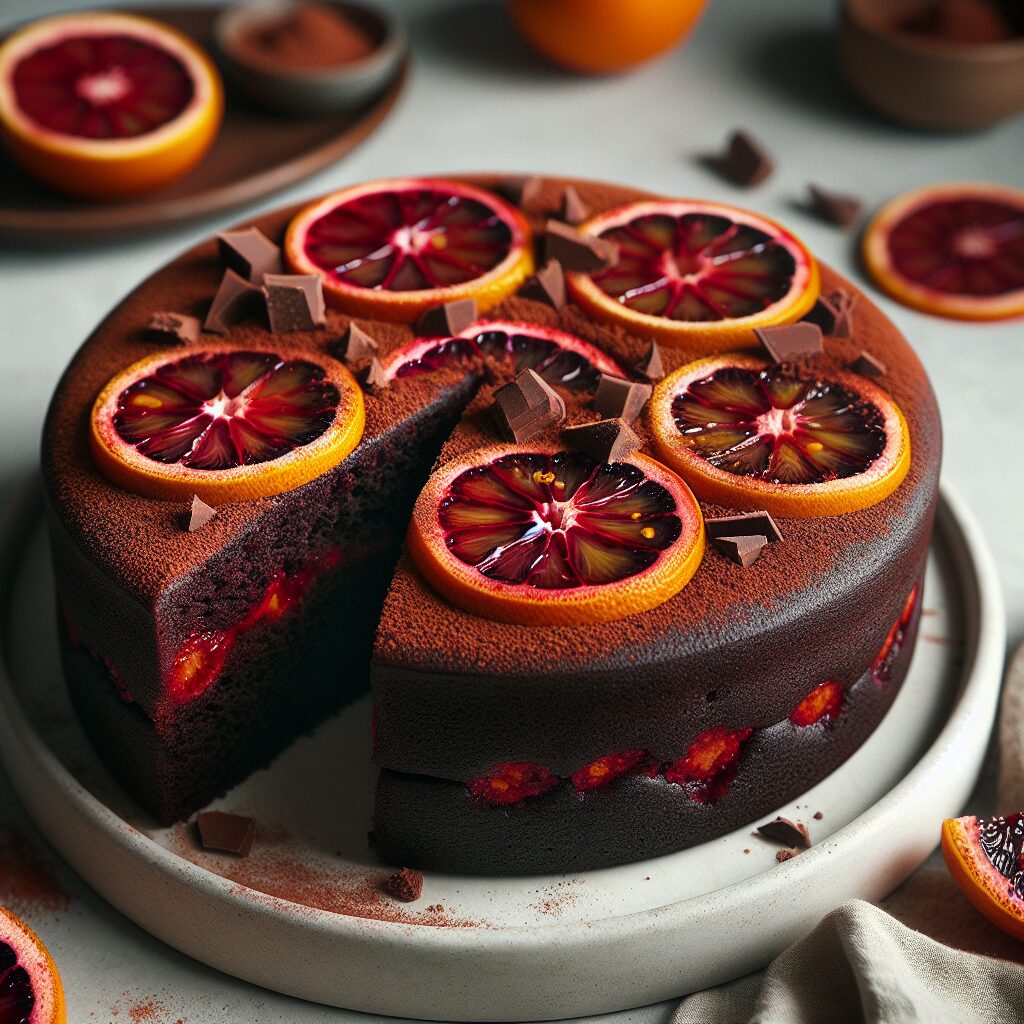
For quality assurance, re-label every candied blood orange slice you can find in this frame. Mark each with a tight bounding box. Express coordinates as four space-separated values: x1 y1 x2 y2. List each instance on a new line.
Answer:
942 813 1024 941
284 178 534 321
664 725 752 804
468 761 559 806
0 12 222 200
566 200 820 348
89 347 364 504
383 319 626 389
863 183 1024 321
649 354 911 517
407 444 705 625
0 907 66 1024
790 680 844 727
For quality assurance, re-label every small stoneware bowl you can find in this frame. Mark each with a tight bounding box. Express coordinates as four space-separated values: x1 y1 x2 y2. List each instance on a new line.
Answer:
839 0 1024 130
215 0 406 116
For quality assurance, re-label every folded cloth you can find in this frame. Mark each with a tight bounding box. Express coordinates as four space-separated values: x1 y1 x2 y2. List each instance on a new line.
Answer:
674 643 1024 1024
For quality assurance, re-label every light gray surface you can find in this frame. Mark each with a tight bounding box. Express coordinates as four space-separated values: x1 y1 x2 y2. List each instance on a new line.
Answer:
0 0 1021 1020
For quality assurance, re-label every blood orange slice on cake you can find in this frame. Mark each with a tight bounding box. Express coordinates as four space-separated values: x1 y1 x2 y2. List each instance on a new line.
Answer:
566 199 819 348
407 444 705 625
0 12 223 199
863 182 1024 321
284 178 534 321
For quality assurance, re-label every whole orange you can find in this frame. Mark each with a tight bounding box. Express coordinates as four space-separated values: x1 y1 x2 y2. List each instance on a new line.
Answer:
507 0 706 74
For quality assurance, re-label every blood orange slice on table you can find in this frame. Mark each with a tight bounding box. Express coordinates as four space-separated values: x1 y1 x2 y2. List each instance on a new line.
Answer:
863 182 1024 321
565 200 820 348
0 12 223 200
383 319 626 389
0 906 66 1024
649 355 911 517
89 347 365 505
407 444 705 626
284 178 534 321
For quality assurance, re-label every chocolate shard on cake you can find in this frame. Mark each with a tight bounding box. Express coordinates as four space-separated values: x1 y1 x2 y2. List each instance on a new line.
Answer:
713 534 768 568
415 298 478 337
186 494 216 532
561 185 589 225
634 340 665 382
203 269 263 333
563 418 641 462
338 322 379 362
544 220 617 272
703 130 773 187
148 312 200 345
851 351 887 377
755 322 824 363
216 227 284 282
362 356 390 390
519 259 566 310
493 369 566 441
196 811 256 856
500 175 544 209
807 184 862 228
263 273 326 333
705 511 783 544
593 374 652 424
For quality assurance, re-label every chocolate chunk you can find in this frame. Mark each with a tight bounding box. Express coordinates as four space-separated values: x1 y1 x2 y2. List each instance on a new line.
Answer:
187 494 216 532
821 290 857 338
203 269 263 333
338 322 379 361
362 356 389 390
196 811 256 856
706 511 783 544
561 185 589 225
563 418 641 463
519 259 566 310
386 867 424 903
262 273 326 333
634 340 665 382
813 811 823 820
807 184 862 228
713 533 767 568
415 297 478 337
776 848 799 862
755 322 823 362
148 311 201 345
493 369 566 442
593 375 652 423
499 175 544 209
757 816 811 849
851 351 887 377
544 220 618 273
216 227 283 282
704 131 773 188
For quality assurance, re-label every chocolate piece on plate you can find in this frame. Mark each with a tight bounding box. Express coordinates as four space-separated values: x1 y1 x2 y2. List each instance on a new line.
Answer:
807 184 863 228
757 816 811 849
493 369 566 442
704 130 773 187
706 511 783 544
776 848 800 862
203 269 263 334
148 312 200 345
186 494 216 533
755 322 824 362
561 185 589 225
593 374 652 424
713 534 768 568
851 351 887 377
520 259 566 310
634 340 665 381
339 322 379 362
544 220 617 273
415 298 478 337
386 867 424 903
563 418 641 463
196 811 256 856
263 273 326 333
216 227 283 282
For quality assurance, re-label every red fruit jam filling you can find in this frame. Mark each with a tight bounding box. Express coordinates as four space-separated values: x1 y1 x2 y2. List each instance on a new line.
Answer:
440 451 683 589
571 749 652 792
0 941 34 1024
664 725 753 804
672 365 886 485
114 351 340 469
790 680 844 727
888 199 1024 298
873 584 920 683
977 813 1024 898
468 762 560 807
590 211 798 321
300 187 514 289
13 34 194 139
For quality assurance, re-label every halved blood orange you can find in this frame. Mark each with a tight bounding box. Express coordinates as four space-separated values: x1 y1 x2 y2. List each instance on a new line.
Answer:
383 319 626 389
0 12 223 200
407 444 705 625
284 178 534 321
649 354 911 517
89 347 364 504
942 813 1024 941
863 182 1024 321
0 906 66 1024
566 200 820 348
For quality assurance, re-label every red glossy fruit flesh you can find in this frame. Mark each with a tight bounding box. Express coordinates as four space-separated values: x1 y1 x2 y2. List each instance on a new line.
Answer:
12 34 194 139
440 451 683 589
468 762 559 806
664 725 752 803
887 198 1024 299
571 749 652 792
976 813 1024 898
299 187 515 290
591 211 799 321
0 941 34 1024
113 351 340 470
873 584 919 683
790 680 844 727
672 365 887 485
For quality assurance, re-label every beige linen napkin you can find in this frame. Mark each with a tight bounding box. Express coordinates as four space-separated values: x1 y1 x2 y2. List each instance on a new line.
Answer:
674 644 1024 1024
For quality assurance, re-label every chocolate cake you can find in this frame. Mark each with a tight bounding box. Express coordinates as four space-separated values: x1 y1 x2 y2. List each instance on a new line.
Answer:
43 175 941 874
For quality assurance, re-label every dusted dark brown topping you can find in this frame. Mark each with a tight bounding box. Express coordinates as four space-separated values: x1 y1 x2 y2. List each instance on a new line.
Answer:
363 356 389 390
807 184 862 228
415 298 478 337
713 533 767 568
634 340 665 382
235 2 376 69
216 227 283 282
851 351 887 378
705 511 783 544
519 259 566 310
148 312 200 345
593 374 652 423
561 185 589 225
544 220 617 272
493 369 566 441
755 322 824 362
756 816 811 848
196 811 256 856
385 867 424 902
338 322 379 362
703 130 773 187
263 273 326 333
203 270 262 333
562 418 640 462
186 494 216 533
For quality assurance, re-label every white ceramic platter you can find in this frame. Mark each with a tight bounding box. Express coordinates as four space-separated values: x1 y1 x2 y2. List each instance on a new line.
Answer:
0 480 1005 1022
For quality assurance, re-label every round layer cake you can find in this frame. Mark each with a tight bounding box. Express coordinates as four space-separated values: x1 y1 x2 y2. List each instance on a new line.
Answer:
42 174 941 874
